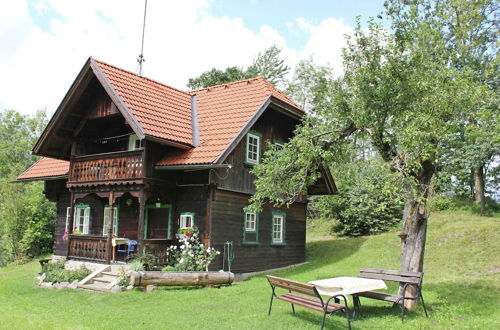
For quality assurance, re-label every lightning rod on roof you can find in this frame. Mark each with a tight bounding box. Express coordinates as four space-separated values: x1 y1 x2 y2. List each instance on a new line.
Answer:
136 0 148 76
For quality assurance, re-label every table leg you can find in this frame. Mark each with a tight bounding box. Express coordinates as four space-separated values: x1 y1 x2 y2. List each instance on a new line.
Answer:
352 295 363 318
112 246 115 263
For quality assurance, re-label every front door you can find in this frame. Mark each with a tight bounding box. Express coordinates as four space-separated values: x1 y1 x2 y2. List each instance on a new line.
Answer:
144 204 172 239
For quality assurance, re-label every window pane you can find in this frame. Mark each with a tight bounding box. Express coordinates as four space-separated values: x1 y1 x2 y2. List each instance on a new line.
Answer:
272 216 283 243
245 212 256 231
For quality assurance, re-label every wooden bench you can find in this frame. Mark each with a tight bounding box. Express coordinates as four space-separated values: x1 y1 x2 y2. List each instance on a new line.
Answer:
266 275 351 330
353 268 429 321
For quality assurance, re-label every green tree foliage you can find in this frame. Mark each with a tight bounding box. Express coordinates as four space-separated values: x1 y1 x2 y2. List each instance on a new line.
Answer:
0 109 55 266
187 45 290 89
310 159 404 237
249 1 495 285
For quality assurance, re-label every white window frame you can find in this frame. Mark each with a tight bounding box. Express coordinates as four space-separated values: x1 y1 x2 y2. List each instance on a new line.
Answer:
128 134 143 150
272 214 284 244
103 206 119 236
74 205 90 234
244 212 257 232
274 142 284 152
245 132 261 165
180 213 194 229
65 207 71 233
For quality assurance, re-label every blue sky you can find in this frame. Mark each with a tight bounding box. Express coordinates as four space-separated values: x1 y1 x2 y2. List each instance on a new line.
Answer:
1 0 388 114
210 0 386 49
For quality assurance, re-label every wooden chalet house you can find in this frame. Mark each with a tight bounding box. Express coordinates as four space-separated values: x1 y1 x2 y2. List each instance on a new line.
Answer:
17 58 335 272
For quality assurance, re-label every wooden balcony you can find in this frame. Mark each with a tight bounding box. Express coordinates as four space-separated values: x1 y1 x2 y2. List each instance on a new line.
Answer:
68 150 144 185
67 235 108 262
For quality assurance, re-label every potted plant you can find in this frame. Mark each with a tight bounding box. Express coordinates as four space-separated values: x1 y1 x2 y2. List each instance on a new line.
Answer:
176 225 196 239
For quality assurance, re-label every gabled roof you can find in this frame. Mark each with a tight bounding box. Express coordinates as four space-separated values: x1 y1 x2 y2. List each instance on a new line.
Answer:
95 60 193 146
156 77 302 166
20 58 303 181
16 157 69 181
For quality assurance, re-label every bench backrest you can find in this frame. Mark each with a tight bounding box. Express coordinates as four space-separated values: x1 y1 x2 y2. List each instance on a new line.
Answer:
359 268 423 285
266 275 319 298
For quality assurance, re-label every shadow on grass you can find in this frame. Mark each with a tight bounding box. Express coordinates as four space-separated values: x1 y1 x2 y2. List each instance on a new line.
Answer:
270 308 351 329
278 236 368 278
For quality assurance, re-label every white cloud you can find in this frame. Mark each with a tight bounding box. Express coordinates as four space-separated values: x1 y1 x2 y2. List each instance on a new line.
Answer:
0 0 352 115
296 17 353 76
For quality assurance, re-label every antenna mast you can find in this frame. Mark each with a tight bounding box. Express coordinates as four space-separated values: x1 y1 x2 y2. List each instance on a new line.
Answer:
137 0 148 76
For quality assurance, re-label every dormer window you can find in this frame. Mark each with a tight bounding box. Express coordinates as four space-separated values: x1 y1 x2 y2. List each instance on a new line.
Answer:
245 131 261 165
128 134 143 150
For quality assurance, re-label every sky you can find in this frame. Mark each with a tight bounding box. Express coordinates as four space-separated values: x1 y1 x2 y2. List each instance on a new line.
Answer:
0 0 387 115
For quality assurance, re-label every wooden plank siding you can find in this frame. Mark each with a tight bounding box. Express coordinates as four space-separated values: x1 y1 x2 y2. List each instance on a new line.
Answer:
209 189 306 273
213 108 298 195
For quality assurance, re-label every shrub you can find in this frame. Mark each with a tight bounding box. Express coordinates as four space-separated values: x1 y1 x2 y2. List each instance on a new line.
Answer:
166 228 220 271
131 252 156 270
310 159 404 237
43 260 91 283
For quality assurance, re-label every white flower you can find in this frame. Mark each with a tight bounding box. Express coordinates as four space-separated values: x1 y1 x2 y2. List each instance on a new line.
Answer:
180 245 185 250
216 251 221 255
179 258 184 264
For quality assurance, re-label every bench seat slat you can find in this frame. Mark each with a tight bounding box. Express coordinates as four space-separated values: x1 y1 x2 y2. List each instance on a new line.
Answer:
358 273 421 284
277 294 344 313
355 291 400 303
267 275 316 289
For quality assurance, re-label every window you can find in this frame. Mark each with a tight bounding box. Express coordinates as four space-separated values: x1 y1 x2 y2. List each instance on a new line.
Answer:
245 132 261 165
73 204 90 234
180 212 195 229
273 142 284 152
272 212 286 244
144 204 172 239
242 211 259 244
128 134 143 150
103 206 119 236
245 212 257 232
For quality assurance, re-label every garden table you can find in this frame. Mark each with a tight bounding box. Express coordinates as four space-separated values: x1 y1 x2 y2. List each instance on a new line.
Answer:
111 237 129 262
309 276 387 317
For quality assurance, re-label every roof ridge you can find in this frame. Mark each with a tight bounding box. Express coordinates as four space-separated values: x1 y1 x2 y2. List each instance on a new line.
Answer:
189 76 265 94
93 58 191 96
261 79 302 109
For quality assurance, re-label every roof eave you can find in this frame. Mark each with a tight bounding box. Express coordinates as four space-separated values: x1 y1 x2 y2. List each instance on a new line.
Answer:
14 175 69 183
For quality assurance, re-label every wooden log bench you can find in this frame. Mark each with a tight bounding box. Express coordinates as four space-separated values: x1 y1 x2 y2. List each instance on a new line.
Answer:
353 268 429 321
266 275 351 330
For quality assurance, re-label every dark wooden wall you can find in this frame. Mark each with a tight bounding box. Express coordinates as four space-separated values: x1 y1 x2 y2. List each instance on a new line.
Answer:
174 186 210 242
213 107 298 194
209 189 306 273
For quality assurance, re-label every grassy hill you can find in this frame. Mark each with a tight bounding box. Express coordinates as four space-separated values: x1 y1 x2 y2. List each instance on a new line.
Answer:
0 213 499 329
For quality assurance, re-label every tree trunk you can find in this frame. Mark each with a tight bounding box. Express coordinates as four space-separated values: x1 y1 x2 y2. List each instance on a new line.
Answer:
399 160 435 310
473 165 485 214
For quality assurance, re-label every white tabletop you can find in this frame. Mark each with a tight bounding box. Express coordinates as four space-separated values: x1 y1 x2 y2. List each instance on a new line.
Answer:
112 237 129 247
309 276 387 297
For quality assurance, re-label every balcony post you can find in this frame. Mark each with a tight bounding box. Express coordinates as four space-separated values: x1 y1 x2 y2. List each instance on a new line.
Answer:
106 191 114 264
137 189 146 253
66 192 75 258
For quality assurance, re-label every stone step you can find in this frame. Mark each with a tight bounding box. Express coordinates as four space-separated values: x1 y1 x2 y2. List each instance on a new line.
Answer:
93 277 114 284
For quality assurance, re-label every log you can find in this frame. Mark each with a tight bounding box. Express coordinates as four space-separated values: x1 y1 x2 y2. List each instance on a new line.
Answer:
130 271 234 287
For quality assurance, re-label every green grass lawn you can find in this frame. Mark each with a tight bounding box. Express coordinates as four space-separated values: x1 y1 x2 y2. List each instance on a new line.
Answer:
1 213 499 329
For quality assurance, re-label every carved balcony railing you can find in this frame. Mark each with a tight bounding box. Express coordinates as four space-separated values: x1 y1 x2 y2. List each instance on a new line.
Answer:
68 150 144 184
67 235 108 262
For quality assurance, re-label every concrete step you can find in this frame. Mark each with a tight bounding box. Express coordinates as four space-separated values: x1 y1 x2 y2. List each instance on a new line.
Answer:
101 271 120 277
79 282 111 292
94 274 118 282
93 277 114 284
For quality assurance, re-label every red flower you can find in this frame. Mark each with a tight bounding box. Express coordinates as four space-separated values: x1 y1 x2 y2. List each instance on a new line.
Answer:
111 234 116 238
185 232 192 237
186 223 191 228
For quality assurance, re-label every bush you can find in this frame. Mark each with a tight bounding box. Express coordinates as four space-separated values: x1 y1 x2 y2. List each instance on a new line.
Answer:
310 159 404 237
43 260 91 283
131 252 156 270
165 227 220 271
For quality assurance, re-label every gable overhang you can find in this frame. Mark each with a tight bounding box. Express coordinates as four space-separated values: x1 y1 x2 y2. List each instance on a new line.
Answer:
214 95 304 164
32 57 192 159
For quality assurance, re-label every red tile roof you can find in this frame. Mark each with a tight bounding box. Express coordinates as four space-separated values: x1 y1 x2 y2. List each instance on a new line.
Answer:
19 60 302 180
17 157 69 181
156 77 301 166
96 60 193 146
